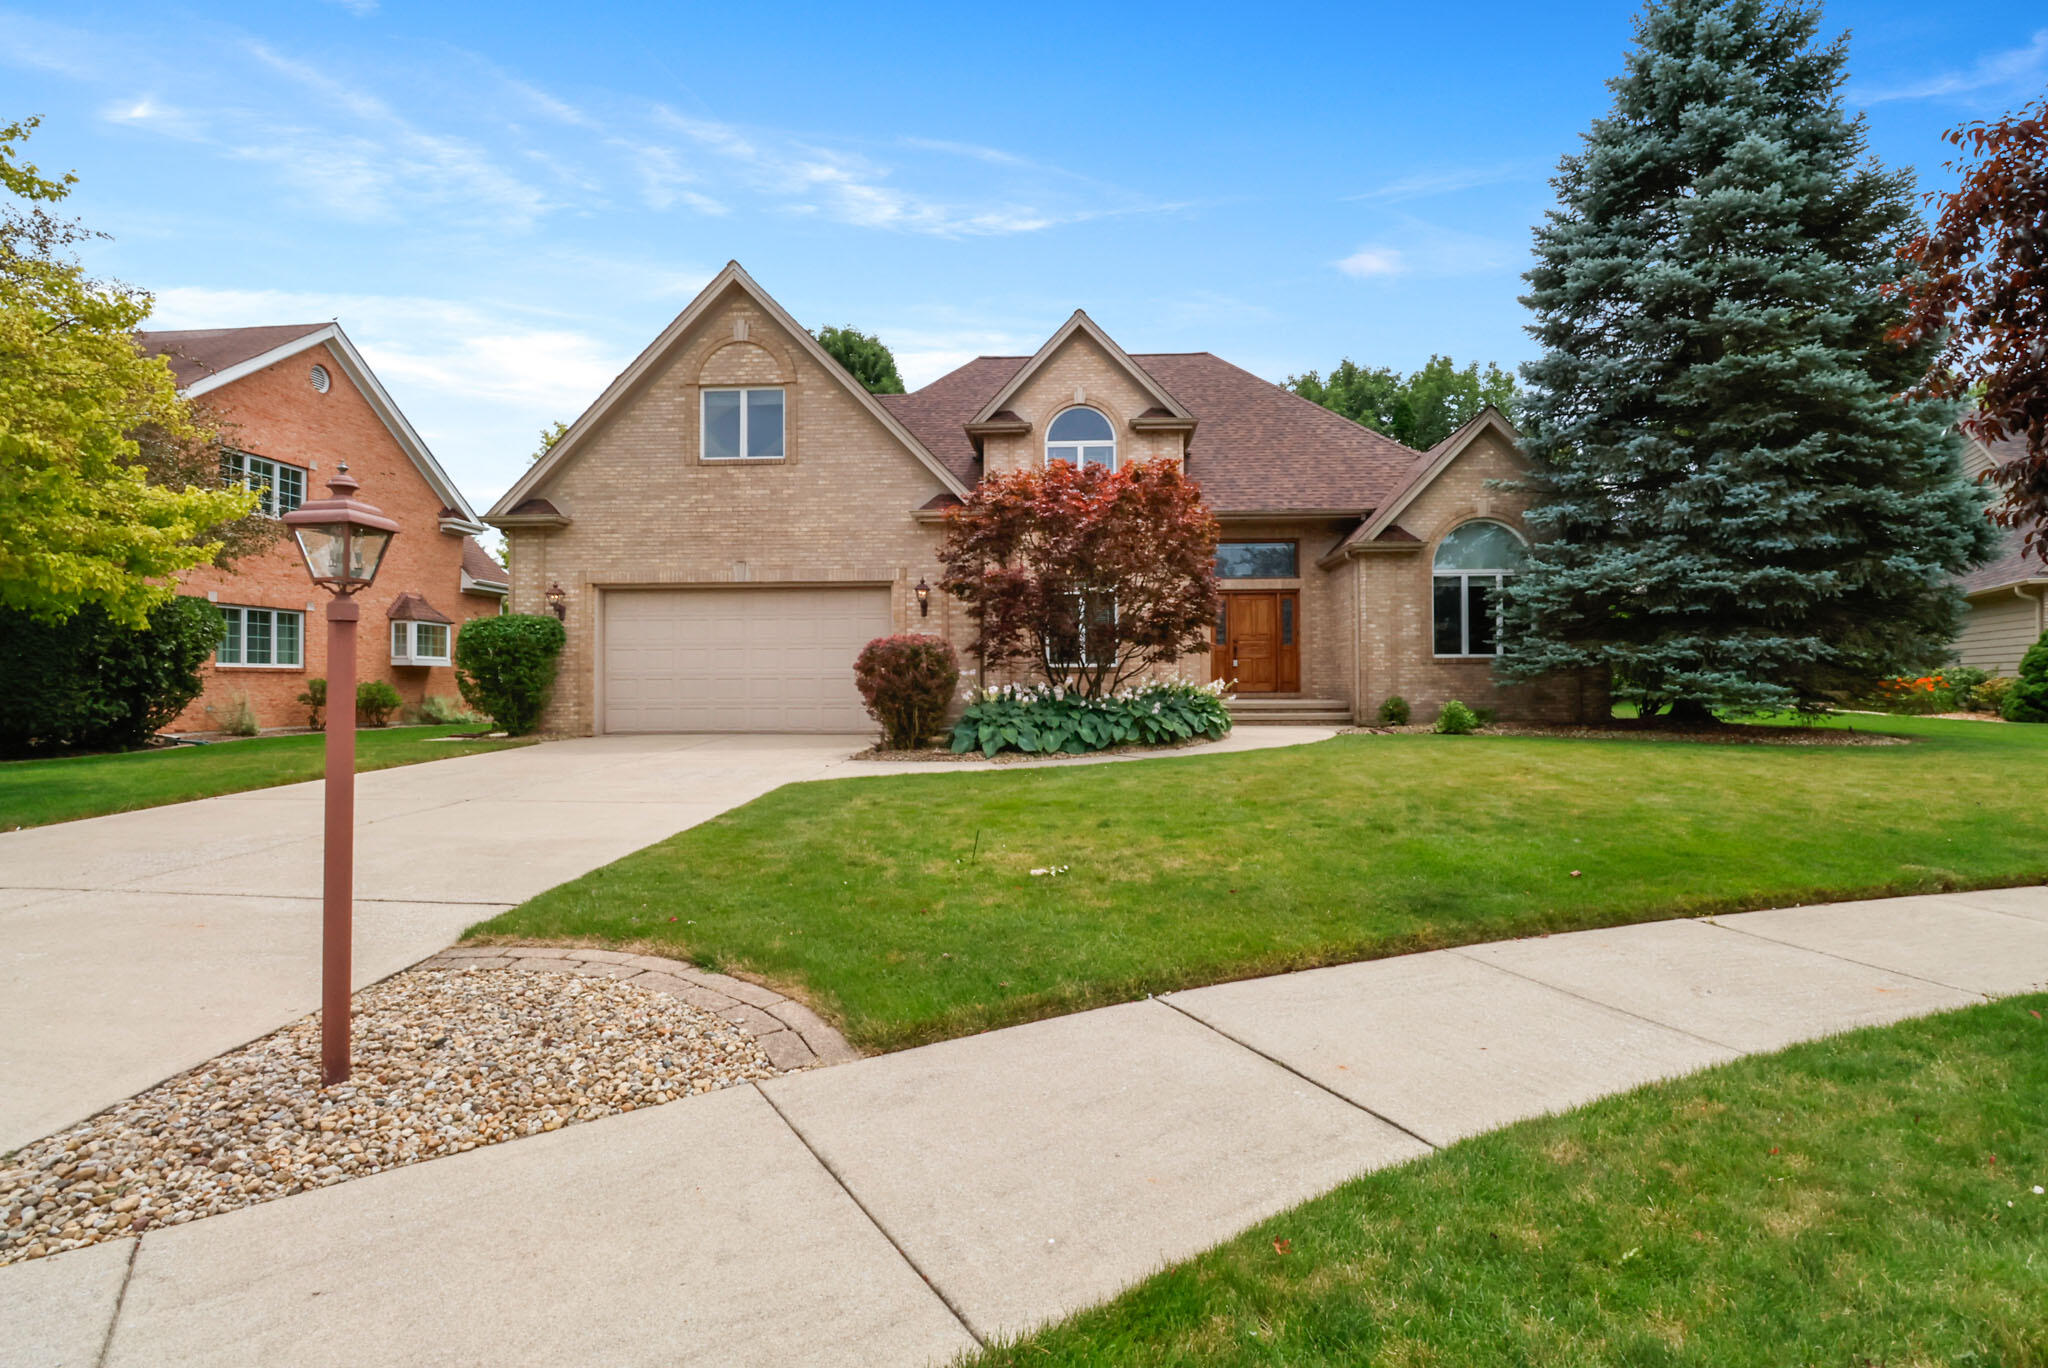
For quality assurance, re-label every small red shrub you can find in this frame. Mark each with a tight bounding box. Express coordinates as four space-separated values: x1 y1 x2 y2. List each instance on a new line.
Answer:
854 635 960 750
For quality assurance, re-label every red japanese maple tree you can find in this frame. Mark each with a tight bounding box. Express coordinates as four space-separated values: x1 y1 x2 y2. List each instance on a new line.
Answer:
937 458 1220 697
1894 95 2048 554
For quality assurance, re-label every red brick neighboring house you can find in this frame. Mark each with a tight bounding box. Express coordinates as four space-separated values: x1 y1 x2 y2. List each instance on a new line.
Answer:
138 323 506 732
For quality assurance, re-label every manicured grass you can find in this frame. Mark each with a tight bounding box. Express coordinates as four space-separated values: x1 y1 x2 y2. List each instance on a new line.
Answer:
967 995 2048 1367
0 725 531 829
472 715 2048 1052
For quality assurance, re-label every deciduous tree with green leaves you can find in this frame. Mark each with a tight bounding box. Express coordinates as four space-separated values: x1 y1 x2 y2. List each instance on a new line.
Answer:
0 116 252 627
814 324 906 394
1287 355 1518 450
1496 0 1993 720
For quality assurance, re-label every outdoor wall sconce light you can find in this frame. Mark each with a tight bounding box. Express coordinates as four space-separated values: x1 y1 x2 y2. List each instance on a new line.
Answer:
546 582 568 621
282 463 399 1086
915 577 931 617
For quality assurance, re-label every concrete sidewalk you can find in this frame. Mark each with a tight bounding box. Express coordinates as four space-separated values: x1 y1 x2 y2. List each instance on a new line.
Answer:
6 885 2043 1368
0 726 1334 1156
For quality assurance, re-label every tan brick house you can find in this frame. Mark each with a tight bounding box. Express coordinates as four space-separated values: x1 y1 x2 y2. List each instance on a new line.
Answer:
488 262 1600 735
139 323 507 732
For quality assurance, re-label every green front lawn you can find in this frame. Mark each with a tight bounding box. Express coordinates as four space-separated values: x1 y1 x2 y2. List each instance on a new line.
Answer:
968 995 2048 1367
472 715 2048 1052
1 725 532 829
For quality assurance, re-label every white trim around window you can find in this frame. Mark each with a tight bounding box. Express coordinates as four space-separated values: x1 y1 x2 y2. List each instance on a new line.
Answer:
216 605 304 668
220 451 307 517
1044 405 1116 471
700 386 786 461
391 619 452 666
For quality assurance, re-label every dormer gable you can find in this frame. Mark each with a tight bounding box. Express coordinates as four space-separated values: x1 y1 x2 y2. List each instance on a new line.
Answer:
969 313 1198 478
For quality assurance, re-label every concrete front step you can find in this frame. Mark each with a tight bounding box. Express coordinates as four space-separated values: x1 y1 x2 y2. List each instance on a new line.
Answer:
1229 698 1352 725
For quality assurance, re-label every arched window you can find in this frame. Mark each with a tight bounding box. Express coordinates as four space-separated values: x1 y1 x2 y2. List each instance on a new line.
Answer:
1432 520 1527 657
1046 406 1116 470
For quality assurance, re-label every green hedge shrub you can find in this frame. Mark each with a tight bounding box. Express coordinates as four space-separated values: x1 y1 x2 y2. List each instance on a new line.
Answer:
1434 699 1480 735
355 680 403 726
454 613 566 735
0 595 219 757
952 679 1231 757
2003 631 2048 723
854 634 960 749
1377 695 1410 726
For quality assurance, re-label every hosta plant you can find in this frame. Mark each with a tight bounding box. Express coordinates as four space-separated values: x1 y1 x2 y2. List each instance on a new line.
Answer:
951 679 1231 757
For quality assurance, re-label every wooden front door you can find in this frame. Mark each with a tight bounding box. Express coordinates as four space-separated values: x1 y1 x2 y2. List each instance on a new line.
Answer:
1213 591 1300 693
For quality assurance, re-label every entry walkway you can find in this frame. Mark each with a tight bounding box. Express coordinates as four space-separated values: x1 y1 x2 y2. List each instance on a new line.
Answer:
6 885 2044 1367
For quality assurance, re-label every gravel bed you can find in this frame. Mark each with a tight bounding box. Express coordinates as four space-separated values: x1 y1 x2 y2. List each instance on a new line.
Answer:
0 966 777 1267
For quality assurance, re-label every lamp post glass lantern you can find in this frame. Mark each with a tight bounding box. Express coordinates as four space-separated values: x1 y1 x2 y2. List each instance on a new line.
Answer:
283 464 398 1085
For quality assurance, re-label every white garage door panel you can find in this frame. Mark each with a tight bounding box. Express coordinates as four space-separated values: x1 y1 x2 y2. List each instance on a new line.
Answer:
602 587 892 732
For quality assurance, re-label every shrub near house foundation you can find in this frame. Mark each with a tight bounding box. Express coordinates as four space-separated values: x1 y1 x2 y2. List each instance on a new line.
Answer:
855 635 960 750
0 595 219 756
453 614 566 736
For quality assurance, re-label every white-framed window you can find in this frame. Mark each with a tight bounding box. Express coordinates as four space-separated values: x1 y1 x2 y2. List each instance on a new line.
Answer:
1432 520 1528 657
391 620 452 666
220 451 307 517
1048 591 1118 670
1045 406 1116 470
217 606 304 668
701 387 786 461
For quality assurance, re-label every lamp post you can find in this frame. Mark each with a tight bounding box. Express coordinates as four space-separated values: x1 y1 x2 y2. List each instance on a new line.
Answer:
283 464 397 1085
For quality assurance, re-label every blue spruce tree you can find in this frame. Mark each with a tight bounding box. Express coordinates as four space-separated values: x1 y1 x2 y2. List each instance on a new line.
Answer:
1499 0 1993 721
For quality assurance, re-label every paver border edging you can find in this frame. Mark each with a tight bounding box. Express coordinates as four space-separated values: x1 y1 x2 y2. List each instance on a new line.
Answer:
420 946 859 1071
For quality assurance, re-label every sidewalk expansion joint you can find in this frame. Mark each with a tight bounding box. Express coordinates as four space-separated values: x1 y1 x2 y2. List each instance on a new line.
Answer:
93 1235 142 1368
1698 917 2001 1000
751 1082 988 1350
1153 996 1441 1152
1442 945 1749 1054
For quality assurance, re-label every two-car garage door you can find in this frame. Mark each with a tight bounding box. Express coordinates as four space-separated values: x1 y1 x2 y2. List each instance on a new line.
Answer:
602 586 893 733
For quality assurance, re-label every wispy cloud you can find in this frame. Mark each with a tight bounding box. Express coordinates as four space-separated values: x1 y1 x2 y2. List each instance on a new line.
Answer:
1344 160 1542 203
1337 247 1406 278
237 40 552 226
1855 28 2048 104
101 95 207 140
318 0 379 15
1335 221 1519 282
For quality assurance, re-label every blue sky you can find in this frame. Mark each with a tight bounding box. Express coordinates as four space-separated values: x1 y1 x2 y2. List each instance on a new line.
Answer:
5 2 2043 507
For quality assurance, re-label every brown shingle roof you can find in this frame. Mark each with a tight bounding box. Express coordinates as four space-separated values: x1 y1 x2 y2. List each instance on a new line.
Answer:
885 352 1427 514
385 591 453 624
876 356 1026 486
137 325 331 389
461 536 507 587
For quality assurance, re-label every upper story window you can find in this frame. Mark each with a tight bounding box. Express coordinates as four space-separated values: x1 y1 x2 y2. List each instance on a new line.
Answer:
221 451 306 517
1045 406 1115 470
1216 541 1298 579
1432 520 1527 657
702 387 785 461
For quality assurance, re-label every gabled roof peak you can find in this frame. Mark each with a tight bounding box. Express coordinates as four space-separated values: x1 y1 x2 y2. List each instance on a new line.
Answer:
967 310 1195 428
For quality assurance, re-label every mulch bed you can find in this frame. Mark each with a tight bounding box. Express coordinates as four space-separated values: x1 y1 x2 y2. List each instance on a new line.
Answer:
1342 721 1906 746
0 966 777 1267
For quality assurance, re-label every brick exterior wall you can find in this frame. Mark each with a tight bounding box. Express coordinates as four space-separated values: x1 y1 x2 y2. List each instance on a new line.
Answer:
170 342 501 732
978 332 1187 477
503 285 962 736
1349 429 1602 723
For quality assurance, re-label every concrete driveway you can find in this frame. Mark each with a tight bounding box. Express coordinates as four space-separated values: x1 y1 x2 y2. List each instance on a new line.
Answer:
0 735 869 1154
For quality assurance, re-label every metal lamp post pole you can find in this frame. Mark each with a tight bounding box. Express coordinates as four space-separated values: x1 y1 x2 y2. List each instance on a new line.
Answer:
322 596 359 1085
